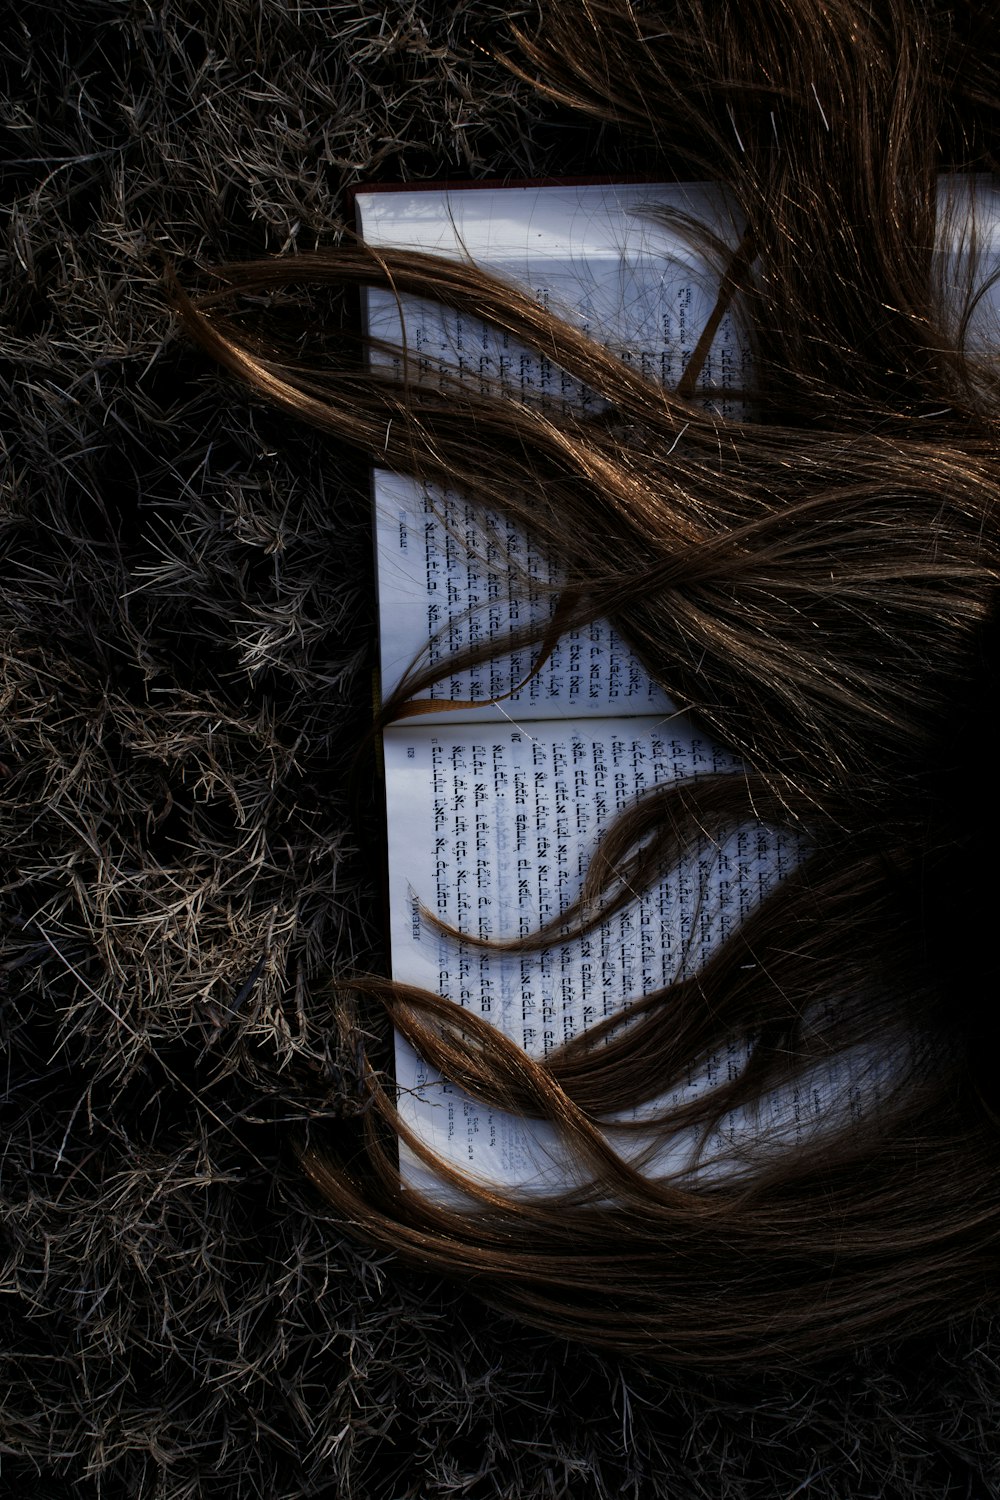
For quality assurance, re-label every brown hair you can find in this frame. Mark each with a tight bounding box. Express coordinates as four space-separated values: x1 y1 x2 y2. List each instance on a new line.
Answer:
174 0 1000 1366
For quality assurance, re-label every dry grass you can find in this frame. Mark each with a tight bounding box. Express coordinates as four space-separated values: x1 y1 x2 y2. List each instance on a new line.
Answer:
2 1 1000 1494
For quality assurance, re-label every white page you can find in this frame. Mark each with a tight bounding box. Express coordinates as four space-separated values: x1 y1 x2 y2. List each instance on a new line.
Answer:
383 716 848 1192
362 183 746 721
936 176 1000 347
364 254 749 418
358 182 751 417
355 181 737 260
385 719 904 1194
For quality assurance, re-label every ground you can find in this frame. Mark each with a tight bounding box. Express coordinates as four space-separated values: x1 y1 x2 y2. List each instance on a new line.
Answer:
1 2 999 1495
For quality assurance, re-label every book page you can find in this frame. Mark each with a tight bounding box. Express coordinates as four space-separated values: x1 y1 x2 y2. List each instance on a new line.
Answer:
936 175 1000 347
375 468 673 722
365 252 749 419
382 716 897 1195
363 182 748 722
359 181 751 418
355 180 739 262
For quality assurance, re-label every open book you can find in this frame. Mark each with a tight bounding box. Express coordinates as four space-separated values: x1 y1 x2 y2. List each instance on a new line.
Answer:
355 177 996 1195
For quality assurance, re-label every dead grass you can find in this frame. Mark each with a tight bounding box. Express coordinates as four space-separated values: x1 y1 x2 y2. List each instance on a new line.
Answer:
2 1 1000 1495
